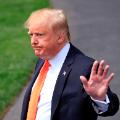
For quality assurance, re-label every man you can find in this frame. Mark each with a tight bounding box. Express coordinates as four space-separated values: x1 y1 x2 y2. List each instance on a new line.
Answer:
21 8 119 120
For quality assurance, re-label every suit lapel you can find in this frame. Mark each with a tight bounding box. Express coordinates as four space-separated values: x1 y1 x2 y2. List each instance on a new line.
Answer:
51 44 78 119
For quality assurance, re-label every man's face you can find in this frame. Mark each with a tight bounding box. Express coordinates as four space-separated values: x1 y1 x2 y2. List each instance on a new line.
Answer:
28 23 62 60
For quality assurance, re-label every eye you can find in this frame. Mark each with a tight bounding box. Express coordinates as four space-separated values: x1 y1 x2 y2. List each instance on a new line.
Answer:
28 32 33 37
28 32 45 38
35 33 45 37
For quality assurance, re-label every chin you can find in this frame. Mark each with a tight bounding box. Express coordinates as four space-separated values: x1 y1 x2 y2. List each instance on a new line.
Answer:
34 51 41 56
35 54 46 60
34 52 51 60
34 52 41 58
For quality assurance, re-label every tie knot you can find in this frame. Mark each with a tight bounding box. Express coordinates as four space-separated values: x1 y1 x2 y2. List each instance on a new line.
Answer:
43 60 51 68
45 60 51 67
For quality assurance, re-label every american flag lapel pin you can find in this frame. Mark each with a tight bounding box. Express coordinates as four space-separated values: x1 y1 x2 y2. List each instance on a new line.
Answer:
63 71 66 76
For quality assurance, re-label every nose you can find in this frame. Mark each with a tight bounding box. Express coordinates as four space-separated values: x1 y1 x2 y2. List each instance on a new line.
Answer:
31 34 38 45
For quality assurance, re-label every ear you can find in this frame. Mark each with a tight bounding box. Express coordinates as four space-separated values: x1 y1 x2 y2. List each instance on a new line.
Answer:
57 32 66 44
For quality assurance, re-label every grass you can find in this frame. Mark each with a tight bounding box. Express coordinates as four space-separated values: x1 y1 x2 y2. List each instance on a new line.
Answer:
0 0 50 118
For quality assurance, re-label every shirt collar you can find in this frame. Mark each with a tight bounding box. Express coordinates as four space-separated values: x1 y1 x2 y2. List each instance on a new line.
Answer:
49 42 70 68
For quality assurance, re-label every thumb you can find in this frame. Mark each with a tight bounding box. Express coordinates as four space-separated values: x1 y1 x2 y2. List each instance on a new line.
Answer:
80 76 88 87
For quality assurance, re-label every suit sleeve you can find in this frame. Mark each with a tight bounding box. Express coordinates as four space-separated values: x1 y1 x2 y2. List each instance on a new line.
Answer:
99 88 119 116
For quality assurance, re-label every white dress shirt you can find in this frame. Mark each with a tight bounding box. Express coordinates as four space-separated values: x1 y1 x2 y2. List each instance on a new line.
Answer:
35 42 109 120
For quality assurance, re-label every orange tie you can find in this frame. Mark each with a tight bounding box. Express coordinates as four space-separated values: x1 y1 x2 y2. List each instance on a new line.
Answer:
26 60 50 120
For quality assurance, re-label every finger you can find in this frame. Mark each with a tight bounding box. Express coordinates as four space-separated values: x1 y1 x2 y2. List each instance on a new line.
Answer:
102 65 110 78
98 60 105 76
80 76 88 87
106 73 115 84
91 60 99 76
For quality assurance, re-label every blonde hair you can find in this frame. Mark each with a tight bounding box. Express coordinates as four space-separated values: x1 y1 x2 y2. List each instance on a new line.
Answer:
24 8 70 40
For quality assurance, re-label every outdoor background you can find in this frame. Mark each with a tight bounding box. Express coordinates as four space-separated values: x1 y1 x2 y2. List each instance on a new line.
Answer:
0 0 120 120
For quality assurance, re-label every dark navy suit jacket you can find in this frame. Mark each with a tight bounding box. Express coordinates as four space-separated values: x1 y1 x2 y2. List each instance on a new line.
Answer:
21 43 119 120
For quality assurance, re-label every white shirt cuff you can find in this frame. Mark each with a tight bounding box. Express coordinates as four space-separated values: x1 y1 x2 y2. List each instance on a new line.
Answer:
91 95 110 114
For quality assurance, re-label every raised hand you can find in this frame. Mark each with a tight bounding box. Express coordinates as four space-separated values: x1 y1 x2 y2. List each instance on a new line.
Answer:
80 60 115 101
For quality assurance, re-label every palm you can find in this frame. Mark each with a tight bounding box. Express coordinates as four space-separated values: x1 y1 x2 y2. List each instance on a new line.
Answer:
80 60 114 101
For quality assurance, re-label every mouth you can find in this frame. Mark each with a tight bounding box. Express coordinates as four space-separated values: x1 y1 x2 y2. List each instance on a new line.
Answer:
32 46 41 50
34 48 40 50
